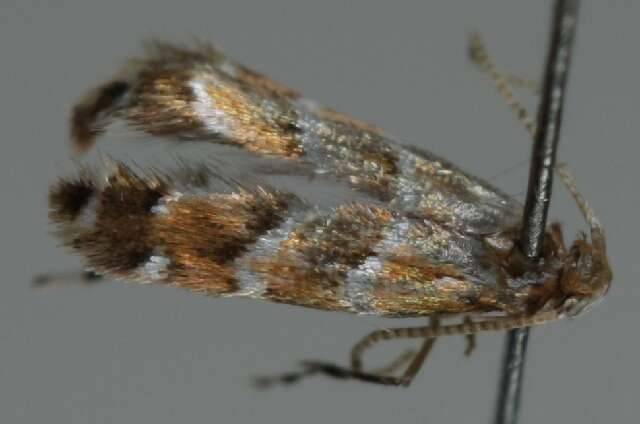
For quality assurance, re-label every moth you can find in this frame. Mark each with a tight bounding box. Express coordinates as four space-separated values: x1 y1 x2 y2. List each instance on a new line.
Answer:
42 34 612 387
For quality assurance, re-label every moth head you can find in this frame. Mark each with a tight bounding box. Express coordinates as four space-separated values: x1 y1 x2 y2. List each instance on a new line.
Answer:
559 230 613 317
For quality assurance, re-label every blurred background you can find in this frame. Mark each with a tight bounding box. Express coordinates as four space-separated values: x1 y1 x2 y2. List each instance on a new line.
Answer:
1 1 637 423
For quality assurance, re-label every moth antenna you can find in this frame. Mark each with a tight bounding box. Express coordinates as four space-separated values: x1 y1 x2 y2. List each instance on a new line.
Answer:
504 74 539 94
554 164 606 251
470 33 606 247
468 32 537 137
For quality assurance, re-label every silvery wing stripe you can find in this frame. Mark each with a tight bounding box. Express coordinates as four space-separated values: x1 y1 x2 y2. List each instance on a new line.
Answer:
344 255 383 314
189 77 233 136
232 209 306 298
136 254 171 282
292 98 522 234
342 218 411 314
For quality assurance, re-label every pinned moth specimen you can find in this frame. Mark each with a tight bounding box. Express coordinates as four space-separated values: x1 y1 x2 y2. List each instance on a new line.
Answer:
43 34 612 387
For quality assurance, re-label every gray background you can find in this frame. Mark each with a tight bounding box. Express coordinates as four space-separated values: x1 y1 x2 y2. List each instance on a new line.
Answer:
1 1 638 423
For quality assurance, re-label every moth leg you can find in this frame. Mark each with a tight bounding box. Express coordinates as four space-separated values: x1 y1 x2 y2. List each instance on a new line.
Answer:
253 318 439 388
463 316 477 356
32 270 103 290
253 349 417 389
252 364 325 389
252 360 419 388
287 360 425 387
369 349 416 375
305 320 439 388
253 314 560 389
351 313 563 367
390 324 439 387
468 32 537 137
350 316 440 372
554 163 606 240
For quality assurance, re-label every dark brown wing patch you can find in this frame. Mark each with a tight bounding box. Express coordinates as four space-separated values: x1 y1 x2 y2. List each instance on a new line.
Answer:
49 174 96 221
152 192 290 294
49 163 292 294
50 164 169 274
71 80 130 152
251 204 392 311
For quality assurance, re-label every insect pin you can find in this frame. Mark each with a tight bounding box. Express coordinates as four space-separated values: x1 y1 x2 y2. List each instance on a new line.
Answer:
41 33 612 387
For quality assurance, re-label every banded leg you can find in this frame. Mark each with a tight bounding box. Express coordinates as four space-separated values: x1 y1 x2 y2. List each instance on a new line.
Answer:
350 311 560 371
299 334 436 387
254 317 440 388
350 315 477 371
253 355 426 388
264 313 561 388
253 349 419 389
369 349 416 375
301 318 439 387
